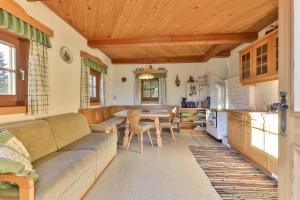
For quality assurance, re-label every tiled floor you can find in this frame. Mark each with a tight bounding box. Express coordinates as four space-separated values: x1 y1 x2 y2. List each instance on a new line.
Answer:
83 131 222 200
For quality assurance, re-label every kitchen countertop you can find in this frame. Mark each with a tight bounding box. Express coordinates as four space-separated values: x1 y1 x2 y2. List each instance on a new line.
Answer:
222 109 278 115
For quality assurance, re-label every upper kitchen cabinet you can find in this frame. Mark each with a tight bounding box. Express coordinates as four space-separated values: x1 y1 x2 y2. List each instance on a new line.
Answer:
240 30 278 85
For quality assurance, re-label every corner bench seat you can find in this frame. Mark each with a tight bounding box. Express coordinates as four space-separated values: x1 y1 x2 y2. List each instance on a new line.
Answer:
104 117 125 126
0 113 117 200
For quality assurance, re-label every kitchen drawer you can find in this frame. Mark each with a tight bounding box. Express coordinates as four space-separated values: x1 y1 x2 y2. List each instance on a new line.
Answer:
246 127 269 171
229 112 251 122
264 114 279 134
228 118 247 153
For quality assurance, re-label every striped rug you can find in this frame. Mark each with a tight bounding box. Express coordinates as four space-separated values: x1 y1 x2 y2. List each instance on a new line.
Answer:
190 145 278 200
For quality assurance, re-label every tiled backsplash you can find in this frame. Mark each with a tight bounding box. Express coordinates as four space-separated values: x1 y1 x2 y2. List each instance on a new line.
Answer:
254 80 279 110
225 76 278 110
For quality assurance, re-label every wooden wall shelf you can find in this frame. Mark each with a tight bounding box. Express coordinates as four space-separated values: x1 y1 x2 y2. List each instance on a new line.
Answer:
179 108 207 132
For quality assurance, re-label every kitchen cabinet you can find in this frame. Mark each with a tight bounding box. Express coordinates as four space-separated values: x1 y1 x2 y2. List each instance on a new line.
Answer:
228 111 278 175
228 118 248 154
239 30 278 85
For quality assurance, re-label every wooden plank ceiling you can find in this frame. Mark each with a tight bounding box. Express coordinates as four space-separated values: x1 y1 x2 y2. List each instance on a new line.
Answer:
36 0 278 64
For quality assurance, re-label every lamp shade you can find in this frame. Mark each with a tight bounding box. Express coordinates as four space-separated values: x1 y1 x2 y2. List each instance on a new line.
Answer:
138 73 155 80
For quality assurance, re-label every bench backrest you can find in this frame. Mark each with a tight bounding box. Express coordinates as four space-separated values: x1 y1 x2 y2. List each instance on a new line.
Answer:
79 105 179 125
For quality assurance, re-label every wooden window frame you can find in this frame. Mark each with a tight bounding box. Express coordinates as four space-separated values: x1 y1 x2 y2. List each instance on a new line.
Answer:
89 69 101 105
0 29 29 111
141 78 159 103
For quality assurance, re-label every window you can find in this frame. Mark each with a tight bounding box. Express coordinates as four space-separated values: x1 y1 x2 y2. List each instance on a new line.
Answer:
141 78 159 103
0 42 16 95
89 69 100 105
0 29 28 108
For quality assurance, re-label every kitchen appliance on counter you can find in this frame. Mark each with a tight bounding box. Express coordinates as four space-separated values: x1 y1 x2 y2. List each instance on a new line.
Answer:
206 109 228 144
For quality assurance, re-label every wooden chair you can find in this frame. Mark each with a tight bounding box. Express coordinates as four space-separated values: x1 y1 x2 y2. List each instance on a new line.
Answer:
126 110 155 153
159 107 177 143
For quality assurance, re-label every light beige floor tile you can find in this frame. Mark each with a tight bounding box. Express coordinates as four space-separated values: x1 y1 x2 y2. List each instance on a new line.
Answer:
83 131 222 200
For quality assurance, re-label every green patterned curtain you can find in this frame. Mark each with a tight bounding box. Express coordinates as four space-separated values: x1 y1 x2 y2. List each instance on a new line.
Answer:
100 73 106 105
0 8 51 48
134 78 142 105
159 78 167 104
80 58 90 108
83 58 107 74
27 41 49 115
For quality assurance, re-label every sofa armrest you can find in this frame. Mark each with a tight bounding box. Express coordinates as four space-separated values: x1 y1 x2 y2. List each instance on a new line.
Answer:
0 174 34 200
90 123 117 134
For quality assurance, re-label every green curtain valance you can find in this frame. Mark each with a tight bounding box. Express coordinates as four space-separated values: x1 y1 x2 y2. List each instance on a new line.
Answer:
83 58 107 74
135 73 167 79
0 8 51 48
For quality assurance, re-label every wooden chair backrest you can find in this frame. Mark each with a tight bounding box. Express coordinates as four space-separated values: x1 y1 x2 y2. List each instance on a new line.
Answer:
170 107 177 123
127 110 142 133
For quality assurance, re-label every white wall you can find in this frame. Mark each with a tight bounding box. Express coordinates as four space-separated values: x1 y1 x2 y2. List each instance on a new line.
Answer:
0 0 113 124
111 59 228 106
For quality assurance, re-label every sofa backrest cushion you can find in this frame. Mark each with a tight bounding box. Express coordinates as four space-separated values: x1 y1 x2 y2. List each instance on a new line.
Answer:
0 120 58 161
44 113 91 149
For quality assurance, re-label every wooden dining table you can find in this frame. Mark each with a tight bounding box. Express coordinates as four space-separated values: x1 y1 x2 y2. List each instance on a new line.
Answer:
114 109 171 148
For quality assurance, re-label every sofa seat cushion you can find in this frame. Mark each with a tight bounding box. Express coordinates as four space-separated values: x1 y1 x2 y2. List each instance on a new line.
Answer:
61 133 117 172
33 150 96 200
61 133 116 152
0 150 97 200
44 113 91 149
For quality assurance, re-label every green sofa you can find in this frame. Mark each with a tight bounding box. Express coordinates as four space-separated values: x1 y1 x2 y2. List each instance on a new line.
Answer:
0 113 117 200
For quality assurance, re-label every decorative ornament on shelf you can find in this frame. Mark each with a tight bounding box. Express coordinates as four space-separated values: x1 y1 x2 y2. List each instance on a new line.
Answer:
60 47 73 64
175 75 181 87
138 48 154 80
121 77 127 83
188 76 194 83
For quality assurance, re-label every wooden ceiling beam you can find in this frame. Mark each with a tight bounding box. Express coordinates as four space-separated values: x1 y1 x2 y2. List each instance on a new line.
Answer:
112 56 205 64
202 44 233 62
215 50 231 58
88 33 257 48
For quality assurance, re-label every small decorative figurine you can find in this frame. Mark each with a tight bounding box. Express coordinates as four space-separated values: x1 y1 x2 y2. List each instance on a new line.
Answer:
175 75 180 87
